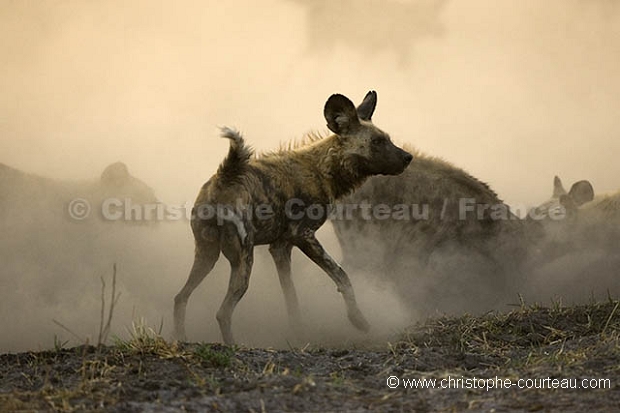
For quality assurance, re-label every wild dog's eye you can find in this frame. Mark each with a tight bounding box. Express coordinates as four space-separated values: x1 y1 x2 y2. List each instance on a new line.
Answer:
371 136 386 146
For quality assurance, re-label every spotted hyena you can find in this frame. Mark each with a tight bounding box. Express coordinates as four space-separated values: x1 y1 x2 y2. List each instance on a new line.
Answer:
0 161 162 351
0 162 158 299
0 161 157 225
330 150 529 314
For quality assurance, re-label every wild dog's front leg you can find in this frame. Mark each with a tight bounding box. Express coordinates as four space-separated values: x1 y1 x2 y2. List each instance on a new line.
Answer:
294 231 370 333
269 241 302 332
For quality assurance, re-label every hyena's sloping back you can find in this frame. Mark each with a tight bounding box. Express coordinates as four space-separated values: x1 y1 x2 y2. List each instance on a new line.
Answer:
1 161 160 333
330 147 530 315
333 146 524 260
0 162 158 222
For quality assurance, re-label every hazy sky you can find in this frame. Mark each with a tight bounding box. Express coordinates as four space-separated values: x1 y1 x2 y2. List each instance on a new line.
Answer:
2 0 619 206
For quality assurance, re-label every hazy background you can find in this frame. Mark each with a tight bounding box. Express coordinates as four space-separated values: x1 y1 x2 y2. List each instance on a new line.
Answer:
1 0 619 352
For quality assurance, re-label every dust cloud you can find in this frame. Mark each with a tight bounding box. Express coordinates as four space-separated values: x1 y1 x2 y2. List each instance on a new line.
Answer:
1 0 619 352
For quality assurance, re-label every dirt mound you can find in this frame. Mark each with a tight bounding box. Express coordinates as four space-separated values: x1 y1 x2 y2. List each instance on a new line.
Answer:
1 301 619 412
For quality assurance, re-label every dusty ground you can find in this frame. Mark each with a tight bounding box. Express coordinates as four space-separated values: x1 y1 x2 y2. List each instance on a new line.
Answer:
1 301 620 412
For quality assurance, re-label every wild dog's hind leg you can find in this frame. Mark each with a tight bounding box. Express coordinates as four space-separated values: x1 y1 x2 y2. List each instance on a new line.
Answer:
269 241 302 333
217 227 254 345
174 225 221 341
295 231 370 333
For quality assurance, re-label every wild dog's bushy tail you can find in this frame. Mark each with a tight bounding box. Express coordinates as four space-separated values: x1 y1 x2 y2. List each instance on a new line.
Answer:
217 126 253 183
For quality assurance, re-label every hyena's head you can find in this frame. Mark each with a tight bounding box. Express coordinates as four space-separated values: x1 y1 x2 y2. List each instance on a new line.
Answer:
324 91 412 176
99 162 159 209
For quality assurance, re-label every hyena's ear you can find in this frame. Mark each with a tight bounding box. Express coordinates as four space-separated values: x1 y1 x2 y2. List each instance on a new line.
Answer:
568 180 594 207
553 175 567 197
101 162 130 186
324 94 361 135
356 90 377 121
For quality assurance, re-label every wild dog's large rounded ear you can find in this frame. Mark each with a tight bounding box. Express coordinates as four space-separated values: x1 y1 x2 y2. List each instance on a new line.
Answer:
101 162 130 186
553 175 567 197
568 180 594 206
324 94 360 135
356 90 377 121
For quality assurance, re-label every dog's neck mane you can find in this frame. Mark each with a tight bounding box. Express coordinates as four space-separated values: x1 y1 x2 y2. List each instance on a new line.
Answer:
291 134 370 201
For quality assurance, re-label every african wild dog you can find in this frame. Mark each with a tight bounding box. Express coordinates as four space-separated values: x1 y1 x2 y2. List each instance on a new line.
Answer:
530 176 620 256
586 190 620 223
527 176 595 256
524 176 620 303
531 176 594 221
173 91 412 344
